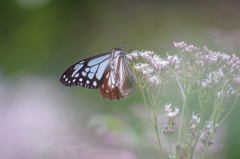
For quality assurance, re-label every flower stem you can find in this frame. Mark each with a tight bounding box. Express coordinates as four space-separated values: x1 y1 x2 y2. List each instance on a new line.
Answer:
154 114 164 159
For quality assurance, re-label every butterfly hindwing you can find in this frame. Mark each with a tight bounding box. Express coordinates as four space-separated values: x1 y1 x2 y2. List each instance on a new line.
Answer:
115 51 136 97
60 52 111 89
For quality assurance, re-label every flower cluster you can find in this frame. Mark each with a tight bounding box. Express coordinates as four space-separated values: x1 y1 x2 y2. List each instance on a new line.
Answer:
164 103 179 120
127 41 240 158
190 112 201 139
163 103 179 138
200 121 217 150
174 42 240 104
127 49 180 90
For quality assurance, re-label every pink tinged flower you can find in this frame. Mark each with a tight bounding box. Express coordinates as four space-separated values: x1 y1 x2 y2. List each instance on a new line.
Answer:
230 54 240 64
148 75 160 87
206 52 218 65
191 123 197 129
206 70 223 86
150 55 169 71
197 79 211 90
201 138 208 144
233 76 240 85
226 87 235 97
126 51 139 61
163 129 175 135
173 41 187 49
221 53 231 62
183 45 200 54
205 121 214 133
167 55 180 69
201 138 214 147
134 63 153 77
203 46 209 53
196 60 204 67
139 50 154 61
143 68 153 77
133 64 141 72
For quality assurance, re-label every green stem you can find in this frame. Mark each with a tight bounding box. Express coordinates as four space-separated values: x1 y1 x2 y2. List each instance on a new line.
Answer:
200 147 209 159
154 113 164 159
141 87 154 126
137 77 164 158
219 95 238 125
175 76 186 144
191 87 208 159
168 137 173 159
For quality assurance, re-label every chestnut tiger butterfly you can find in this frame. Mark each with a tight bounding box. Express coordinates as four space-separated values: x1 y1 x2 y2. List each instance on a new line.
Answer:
60 45 136 100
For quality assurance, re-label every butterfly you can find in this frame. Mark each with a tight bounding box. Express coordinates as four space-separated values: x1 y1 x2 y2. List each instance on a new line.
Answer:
60 45 136 100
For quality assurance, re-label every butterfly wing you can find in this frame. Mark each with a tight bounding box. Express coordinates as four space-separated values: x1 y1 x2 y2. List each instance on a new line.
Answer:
100 66 124 100
100 46 136 100
60 52 111 89
115 51 136 97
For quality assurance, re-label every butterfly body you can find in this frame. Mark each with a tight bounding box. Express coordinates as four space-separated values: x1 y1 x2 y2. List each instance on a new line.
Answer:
60 46 135 100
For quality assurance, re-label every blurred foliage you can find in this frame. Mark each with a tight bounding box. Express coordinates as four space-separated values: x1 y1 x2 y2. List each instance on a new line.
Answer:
1 0 240 158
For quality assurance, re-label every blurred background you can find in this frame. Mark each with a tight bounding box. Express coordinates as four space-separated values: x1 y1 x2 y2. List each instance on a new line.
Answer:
1 0 240 158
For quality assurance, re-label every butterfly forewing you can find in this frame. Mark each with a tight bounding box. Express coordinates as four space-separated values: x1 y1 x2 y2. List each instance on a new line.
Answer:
60 52 111 89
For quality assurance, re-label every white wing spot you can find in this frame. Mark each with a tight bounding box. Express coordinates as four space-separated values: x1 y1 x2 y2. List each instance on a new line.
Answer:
93 81 97 87
63 75 66 78
73 79 76 82
75 73 79 78
68 81 71 83
79 78 83 82
65 78 68 82
86 80 90 84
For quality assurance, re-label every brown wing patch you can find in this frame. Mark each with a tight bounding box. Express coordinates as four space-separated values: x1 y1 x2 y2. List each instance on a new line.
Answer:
100 68 124 100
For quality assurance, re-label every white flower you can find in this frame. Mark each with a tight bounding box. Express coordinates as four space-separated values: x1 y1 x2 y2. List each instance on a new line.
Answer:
164 103 179 119
192 112 200 124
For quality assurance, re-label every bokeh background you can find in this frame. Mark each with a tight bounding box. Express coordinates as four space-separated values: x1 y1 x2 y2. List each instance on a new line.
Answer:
1 0 240 158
